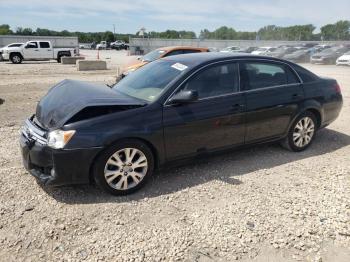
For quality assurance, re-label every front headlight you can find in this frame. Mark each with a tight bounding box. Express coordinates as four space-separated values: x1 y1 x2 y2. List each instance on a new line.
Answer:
47 130 76 149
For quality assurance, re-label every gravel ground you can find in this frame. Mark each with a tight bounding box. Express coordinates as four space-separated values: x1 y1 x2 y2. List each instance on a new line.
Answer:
0 52 349 261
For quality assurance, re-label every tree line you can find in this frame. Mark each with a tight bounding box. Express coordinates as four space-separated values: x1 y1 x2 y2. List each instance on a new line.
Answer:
0 20 349 43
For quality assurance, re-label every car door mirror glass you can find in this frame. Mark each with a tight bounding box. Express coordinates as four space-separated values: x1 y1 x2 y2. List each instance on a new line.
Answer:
168 90 198 104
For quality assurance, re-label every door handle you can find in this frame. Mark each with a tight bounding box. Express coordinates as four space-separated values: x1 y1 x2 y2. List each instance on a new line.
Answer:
292 94 302 99
230 104 245 112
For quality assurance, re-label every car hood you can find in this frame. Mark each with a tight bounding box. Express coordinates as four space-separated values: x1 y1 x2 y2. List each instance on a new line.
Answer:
36 79 146 130
338 55 350 60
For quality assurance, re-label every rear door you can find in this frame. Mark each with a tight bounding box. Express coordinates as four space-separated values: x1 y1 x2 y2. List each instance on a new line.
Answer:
163 62 246 161
38 42 52 59
23 41 40 59
239 60 303 142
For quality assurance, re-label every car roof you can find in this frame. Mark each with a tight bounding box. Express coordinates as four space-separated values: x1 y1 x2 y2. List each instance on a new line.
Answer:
156 46 209 52
161 52 293 68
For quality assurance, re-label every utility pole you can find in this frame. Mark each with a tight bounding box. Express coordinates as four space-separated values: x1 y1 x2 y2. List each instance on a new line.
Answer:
113 24 116 41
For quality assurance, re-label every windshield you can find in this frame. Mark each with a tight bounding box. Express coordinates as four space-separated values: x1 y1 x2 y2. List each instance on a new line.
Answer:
113 60 187 102
142 50 166 62
320 47 340 54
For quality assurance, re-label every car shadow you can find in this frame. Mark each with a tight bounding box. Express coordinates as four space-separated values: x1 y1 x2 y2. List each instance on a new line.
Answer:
41 128 350 204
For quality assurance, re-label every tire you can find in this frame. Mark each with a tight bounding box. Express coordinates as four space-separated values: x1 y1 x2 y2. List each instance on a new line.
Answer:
10 53 22 64
281 111 317 152
93 139 154 195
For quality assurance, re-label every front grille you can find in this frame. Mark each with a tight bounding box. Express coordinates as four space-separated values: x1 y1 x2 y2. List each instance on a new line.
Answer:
22 118 48 145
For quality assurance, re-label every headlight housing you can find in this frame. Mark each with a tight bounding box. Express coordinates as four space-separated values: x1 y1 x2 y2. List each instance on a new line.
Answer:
47 130 76 149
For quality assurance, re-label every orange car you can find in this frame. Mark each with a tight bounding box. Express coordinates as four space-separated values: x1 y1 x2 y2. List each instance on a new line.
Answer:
119 46 209 79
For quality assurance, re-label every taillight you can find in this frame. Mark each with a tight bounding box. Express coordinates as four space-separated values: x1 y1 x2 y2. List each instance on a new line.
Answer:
333 83 342 94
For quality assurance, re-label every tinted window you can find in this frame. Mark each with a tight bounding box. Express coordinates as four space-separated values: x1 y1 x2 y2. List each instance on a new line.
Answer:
293 64 319 83
182 49 202 54
240 62 299 90
27 42 38 48
142 50 166 62
164 50 184 57
39 42 50 48
113 60 185 102
183 63 238 99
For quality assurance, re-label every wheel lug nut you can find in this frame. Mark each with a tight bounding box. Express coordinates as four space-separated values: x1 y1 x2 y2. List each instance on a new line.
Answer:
124 172 128 176
120 169 123 172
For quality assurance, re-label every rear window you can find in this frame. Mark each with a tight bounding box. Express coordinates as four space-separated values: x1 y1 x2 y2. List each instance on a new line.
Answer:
39 42 50 48
240 62 300 90
292 64 319 83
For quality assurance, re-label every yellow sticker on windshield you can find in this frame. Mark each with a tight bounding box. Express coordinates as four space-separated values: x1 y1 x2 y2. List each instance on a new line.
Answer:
171 63 188 71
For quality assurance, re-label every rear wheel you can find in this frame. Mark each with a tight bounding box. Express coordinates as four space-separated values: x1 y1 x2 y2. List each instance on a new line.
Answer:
10 53 22 64
93 139 154 195
281 112 317 152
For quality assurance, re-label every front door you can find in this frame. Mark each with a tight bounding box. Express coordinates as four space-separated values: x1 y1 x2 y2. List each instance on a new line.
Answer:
23 41 40 59
163 62 246 161
239 60 304 143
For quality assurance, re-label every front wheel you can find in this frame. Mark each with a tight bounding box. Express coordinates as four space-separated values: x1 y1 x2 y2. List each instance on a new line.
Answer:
10 54 22 64
281 112 317 152
93 139 154 195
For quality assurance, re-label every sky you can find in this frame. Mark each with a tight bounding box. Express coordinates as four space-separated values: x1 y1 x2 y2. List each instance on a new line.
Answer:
0 0 349 34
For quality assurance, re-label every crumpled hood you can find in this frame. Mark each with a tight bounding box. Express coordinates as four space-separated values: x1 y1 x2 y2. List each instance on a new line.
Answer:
36 79 145 130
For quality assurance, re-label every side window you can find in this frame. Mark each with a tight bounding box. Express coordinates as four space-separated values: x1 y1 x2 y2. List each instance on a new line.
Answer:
240 62 299 91
39 42 50 48
27 42 38 48
183 63 239 99
164 50 184 57
293 64 318 83
182 49 201 54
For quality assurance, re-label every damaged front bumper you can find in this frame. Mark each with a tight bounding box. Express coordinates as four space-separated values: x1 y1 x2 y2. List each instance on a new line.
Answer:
19 118 101 186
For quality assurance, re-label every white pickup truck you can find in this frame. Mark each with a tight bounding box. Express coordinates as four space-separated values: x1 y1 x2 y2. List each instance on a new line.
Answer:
2 40 76 64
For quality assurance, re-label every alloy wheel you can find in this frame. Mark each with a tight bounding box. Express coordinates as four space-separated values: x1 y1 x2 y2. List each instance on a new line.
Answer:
13 55 21 63
293 117 315 148
104 148 148 190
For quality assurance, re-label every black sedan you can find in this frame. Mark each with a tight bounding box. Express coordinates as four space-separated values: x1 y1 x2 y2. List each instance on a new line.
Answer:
20 53 343 195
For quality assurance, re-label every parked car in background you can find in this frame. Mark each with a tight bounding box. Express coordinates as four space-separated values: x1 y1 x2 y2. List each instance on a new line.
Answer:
236 46 258 53
19 53 343 195
251 47 277 55
0 43 24 60
313 44 332 53
2 41 75 64
263 46 298 58
79 43 92 49
96 41 107 50
311 46 349 64
220 46 240 53
110 41 129 50
118 46 209 80
283 49 311 63
336 51 350 66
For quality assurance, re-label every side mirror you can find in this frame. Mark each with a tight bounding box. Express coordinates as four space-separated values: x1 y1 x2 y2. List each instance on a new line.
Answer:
25 45 29 49
168 90 198 104
137 56 142 61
